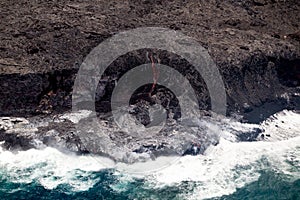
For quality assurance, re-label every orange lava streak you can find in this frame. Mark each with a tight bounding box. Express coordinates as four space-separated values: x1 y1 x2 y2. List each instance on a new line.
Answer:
149 54 158 96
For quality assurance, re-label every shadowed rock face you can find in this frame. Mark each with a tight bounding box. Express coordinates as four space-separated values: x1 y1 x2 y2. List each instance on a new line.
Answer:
0 1 299 159
0 0 299 119
0 110 263 163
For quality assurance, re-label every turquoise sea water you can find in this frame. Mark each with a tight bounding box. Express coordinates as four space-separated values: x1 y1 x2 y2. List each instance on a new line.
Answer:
0 110 299 199
0 169 299 200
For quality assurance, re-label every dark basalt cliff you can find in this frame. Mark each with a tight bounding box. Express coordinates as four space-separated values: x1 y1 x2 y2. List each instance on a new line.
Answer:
0 0 299 159
1 0 299 120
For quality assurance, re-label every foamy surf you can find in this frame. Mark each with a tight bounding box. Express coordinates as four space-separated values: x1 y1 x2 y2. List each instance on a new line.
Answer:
0 110 299 199
259 109 300 141
144 110 300 199
0 145 114 191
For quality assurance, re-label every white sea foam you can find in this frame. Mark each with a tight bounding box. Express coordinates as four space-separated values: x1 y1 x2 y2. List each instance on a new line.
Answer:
0 109 299 199
144 110 300 199
0 146 115 191
259 109 300 141
59 110 92 123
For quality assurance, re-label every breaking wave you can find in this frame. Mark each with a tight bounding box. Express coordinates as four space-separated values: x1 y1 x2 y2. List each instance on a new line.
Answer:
0 110 299 199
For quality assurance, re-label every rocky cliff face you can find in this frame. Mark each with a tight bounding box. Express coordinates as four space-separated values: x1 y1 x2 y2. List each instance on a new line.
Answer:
0 0 299 159
1 0 299 118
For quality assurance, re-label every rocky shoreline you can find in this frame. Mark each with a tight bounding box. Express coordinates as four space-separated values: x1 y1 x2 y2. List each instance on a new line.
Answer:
0 0 299 161
0 109 264 163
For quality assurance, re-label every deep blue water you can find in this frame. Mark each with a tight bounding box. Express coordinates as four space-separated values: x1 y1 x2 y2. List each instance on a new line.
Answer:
1 110 299 199
1 169 299 200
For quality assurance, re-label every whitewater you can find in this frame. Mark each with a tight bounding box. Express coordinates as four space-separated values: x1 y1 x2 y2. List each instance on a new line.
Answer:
0 110 299 199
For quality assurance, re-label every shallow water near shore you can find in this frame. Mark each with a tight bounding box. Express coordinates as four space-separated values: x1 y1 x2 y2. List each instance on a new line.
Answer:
0 110 299 200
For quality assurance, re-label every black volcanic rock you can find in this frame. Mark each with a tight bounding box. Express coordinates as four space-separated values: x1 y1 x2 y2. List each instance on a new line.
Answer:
0 0 299 163
0 0 299 119
0 110 266 163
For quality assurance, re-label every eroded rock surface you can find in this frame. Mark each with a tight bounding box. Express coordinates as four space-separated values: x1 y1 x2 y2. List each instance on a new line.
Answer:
0 0 299 162
0 109 264 163
0 0 299 119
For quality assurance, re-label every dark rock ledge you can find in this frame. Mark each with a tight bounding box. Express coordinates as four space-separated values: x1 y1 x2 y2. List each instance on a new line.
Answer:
0 0 299 161
0 109 264 163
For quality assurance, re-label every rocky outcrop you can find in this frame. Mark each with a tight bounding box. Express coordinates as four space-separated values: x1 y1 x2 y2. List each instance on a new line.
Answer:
0 0 299 161
0 110 264 163
0 0 299 120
